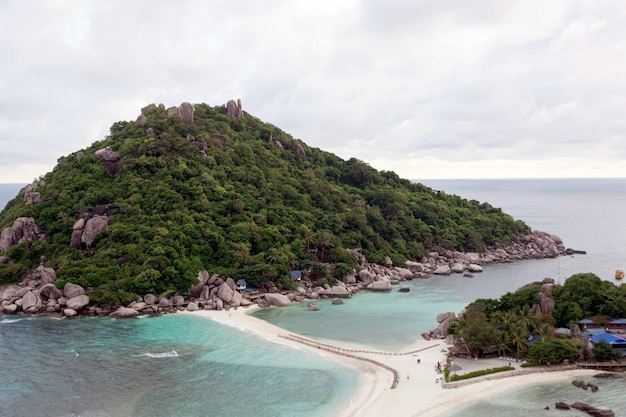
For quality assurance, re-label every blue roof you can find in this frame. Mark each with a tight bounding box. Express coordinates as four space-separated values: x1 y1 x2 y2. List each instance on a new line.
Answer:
236 279 247 285
580 319 595 324
582 328 605 337
609 318 626 325
289 270 302 279
590 333 626 345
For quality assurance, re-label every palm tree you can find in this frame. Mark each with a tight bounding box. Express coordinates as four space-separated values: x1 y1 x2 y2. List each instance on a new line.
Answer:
315 231 334 262
509 322 530 357
265 248 281 264
537 323 554 342
515 305 540 333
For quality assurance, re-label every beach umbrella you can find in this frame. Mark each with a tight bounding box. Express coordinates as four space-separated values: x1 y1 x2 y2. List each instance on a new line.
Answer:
449 363 462 370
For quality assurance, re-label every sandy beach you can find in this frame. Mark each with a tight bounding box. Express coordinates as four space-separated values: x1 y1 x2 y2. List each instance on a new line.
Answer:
180 306 598 417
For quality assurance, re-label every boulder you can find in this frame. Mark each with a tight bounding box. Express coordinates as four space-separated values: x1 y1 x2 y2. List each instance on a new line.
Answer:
570 402 614 417
367 280 392 292
0 217 44 252
539 293 556 315
404 260 424 273
63 283 85 299
307 302 320 311
399 285 410 292
451 263 465 273
264 293 291 307
35 266 57 284
326 285 350 298
39 283 63 300
81 215 108 248
172 294 185 306
66 295 89 311
433 265 452 275
593 373 624 379
217 282 235 303
226 99 243 119
21 290 41 313
177 102 195 124
295 143 307 159
109 307 139 319
63 308 78 317
1 286 17 301
166 106 178 118
468 264 483 273
230 290 243 307
331 298 344 305
94 146 120 162
2 303 18 313
394 267 414 279
144 294 158 305
186 302 199 312
357 270 375 284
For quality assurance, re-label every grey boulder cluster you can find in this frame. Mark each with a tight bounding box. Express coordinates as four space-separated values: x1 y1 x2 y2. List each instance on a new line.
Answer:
24 179 44 205
0 217 45 253
0 266 89 317
555 401 614 417
404 231 568 278
136 102 195 126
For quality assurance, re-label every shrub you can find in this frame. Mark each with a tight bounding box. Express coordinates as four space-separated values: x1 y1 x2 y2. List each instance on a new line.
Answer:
449 366 514 382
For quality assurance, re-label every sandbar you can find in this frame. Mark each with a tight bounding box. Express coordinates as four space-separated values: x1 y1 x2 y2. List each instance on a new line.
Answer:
180 306 597 417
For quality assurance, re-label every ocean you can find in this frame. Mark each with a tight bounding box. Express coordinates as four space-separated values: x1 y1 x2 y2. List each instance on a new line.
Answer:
1 178 626 416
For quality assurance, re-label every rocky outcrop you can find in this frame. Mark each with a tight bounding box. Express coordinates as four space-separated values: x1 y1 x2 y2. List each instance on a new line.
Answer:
295 143 307 159
177 102 195 124
422 312 456 340
264 293 291 307
69 205 112 249
0 273 90 317
186 134 208 157
226 99 244 119
572 379 599 391
110 306 139 319
367 280 392 292
567 402 614 417
0 217 45 252
94 146 120 175
24 179 45 205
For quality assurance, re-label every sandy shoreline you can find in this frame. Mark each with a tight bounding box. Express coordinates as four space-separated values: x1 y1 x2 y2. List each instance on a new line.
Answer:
179 306 597 417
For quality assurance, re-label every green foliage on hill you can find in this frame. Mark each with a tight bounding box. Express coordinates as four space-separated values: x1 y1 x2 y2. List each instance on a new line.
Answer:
0 103 529 303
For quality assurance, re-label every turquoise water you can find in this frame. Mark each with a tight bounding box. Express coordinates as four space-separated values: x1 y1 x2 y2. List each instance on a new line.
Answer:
440 377 626 417
0 314 359 417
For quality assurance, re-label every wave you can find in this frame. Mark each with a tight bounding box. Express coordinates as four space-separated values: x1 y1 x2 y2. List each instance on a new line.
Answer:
1 318 22 324
138 350 179 358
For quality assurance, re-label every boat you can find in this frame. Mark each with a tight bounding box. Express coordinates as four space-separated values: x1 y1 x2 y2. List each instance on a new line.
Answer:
616 268 624 279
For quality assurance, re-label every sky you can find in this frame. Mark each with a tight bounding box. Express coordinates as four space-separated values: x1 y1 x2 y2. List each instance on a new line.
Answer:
2 0 626 183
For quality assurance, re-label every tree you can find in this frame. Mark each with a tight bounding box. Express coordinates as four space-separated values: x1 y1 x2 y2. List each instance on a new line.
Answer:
455 302 499 358
592 339 615 362
528 339 583 364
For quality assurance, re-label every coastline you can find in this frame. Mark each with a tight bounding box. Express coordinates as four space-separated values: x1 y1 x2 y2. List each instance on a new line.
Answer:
179 306 598 417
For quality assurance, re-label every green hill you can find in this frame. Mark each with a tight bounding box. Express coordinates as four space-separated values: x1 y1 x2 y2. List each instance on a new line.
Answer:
0 101 529 304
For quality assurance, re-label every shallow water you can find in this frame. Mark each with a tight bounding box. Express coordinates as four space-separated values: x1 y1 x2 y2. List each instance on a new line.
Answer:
441 377 626 417
0 314 359 417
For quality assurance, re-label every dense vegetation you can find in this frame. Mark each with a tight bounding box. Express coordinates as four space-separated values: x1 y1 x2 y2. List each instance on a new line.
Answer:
452 273 626 363
0 103 529 304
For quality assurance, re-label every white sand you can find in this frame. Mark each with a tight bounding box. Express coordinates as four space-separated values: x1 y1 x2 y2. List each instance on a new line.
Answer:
180 307 597 417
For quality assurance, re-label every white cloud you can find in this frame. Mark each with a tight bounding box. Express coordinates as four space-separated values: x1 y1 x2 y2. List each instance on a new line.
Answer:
1 0 626 183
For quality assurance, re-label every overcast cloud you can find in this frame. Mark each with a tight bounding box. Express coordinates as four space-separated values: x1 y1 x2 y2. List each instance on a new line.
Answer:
2 0 626 183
